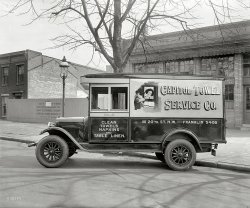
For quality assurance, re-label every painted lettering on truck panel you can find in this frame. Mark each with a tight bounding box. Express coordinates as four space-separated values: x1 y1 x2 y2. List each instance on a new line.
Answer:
130 79 223 118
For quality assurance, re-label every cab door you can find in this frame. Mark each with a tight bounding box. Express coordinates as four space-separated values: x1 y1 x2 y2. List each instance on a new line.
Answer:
89 84 129 142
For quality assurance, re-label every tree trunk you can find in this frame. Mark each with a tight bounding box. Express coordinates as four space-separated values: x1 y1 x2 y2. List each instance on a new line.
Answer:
113 0 123 73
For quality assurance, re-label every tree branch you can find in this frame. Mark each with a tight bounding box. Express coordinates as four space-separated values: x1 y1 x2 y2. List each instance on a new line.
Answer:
122 0 160 68
120 0 136 22
81 0 114 67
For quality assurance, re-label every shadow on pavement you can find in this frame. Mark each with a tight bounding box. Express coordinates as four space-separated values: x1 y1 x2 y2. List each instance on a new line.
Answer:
0 154 168 170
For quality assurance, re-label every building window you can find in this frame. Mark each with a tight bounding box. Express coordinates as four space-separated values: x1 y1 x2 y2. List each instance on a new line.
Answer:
201 56 234 77
244 66 250 76
168 61 179 73
165 59 193 74
225 84 234 109
243 54 250 77
13 92 23 99
246 87 250 110
134 64 145 73
1 66 9 86
134 62 164 73
16 64 24 85
218 56 234 77
201 58 217 75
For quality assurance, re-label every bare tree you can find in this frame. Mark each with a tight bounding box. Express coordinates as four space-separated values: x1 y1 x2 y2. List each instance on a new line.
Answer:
3 0 249 72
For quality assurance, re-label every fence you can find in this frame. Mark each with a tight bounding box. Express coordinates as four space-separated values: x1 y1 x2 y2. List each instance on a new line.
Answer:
6 98 88 123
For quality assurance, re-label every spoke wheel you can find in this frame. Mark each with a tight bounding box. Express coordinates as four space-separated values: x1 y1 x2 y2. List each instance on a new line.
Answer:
36 135 69 168
42 141 63 162
164 139 196 171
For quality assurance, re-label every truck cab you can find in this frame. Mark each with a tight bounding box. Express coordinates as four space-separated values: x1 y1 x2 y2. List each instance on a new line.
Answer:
35 73 226 171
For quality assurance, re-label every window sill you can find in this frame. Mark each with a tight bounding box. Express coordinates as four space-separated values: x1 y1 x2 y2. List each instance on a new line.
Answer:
91 110 129 113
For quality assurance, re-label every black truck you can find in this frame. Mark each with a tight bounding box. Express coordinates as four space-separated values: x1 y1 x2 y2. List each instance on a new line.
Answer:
33 73 226 171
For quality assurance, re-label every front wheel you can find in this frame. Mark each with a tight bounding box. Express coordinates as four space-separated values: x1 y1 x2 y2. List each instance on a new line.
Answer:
36 135 69 168
164 139 196 171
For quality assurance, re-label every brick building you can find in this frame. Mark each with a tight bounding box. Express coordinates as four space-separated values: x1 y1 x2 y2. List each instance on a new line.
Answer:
0 50 103 118
123 20 250 128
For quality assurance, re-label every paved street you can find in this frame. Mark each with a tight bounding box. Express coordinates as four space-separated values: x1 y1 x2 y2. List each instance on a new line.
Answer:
1 140 250 208
1 120 250 171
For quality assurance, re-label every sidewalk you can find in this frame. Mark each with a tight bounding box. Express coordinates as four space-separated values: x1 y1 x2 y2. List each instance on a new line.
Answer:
0 120 250 172
196 129 250 172
0 120 47 143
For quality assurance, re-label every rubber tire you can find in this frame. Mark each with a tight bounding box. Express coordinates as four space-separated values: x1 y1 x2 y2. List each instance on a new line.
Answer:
36 135 69 168
164 139 196 171
155 152 165 163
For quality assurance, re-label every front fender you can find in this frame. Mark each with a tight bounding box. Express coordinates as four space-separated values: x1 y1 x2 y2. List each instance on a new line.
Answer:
40 127 84 150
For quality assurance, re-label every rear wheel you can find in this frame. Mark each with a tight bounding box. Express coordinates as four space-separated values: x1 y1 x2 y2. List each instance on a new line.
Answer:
164 139 196 171
36 135 69 168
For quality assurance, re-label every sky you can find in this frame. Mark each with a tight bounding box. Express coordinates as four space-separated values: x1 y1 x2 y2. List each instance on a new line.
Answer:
0 0 250 71
0 10 106 70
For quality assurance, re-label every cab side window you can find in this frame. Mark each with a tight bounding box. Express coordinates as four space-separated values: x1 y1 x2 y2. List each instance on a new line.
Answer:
111 87 128 110
91 87 109 111
91 85 128 112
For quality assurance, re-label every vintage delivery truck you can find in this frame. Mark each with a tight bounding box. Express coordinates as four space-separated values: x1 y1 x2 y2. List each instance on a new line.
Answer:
34 73 226 171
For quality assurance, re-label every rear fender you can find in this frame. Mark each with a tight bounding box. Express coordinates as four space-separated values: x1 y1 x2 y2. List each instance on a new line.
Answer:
162 129 202 152
40 127 84 150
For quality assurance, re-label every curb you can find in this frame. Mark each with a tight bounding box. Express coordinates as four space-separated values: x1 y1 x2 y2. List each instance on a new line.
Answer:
195 160 250 172
0 137 34 144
